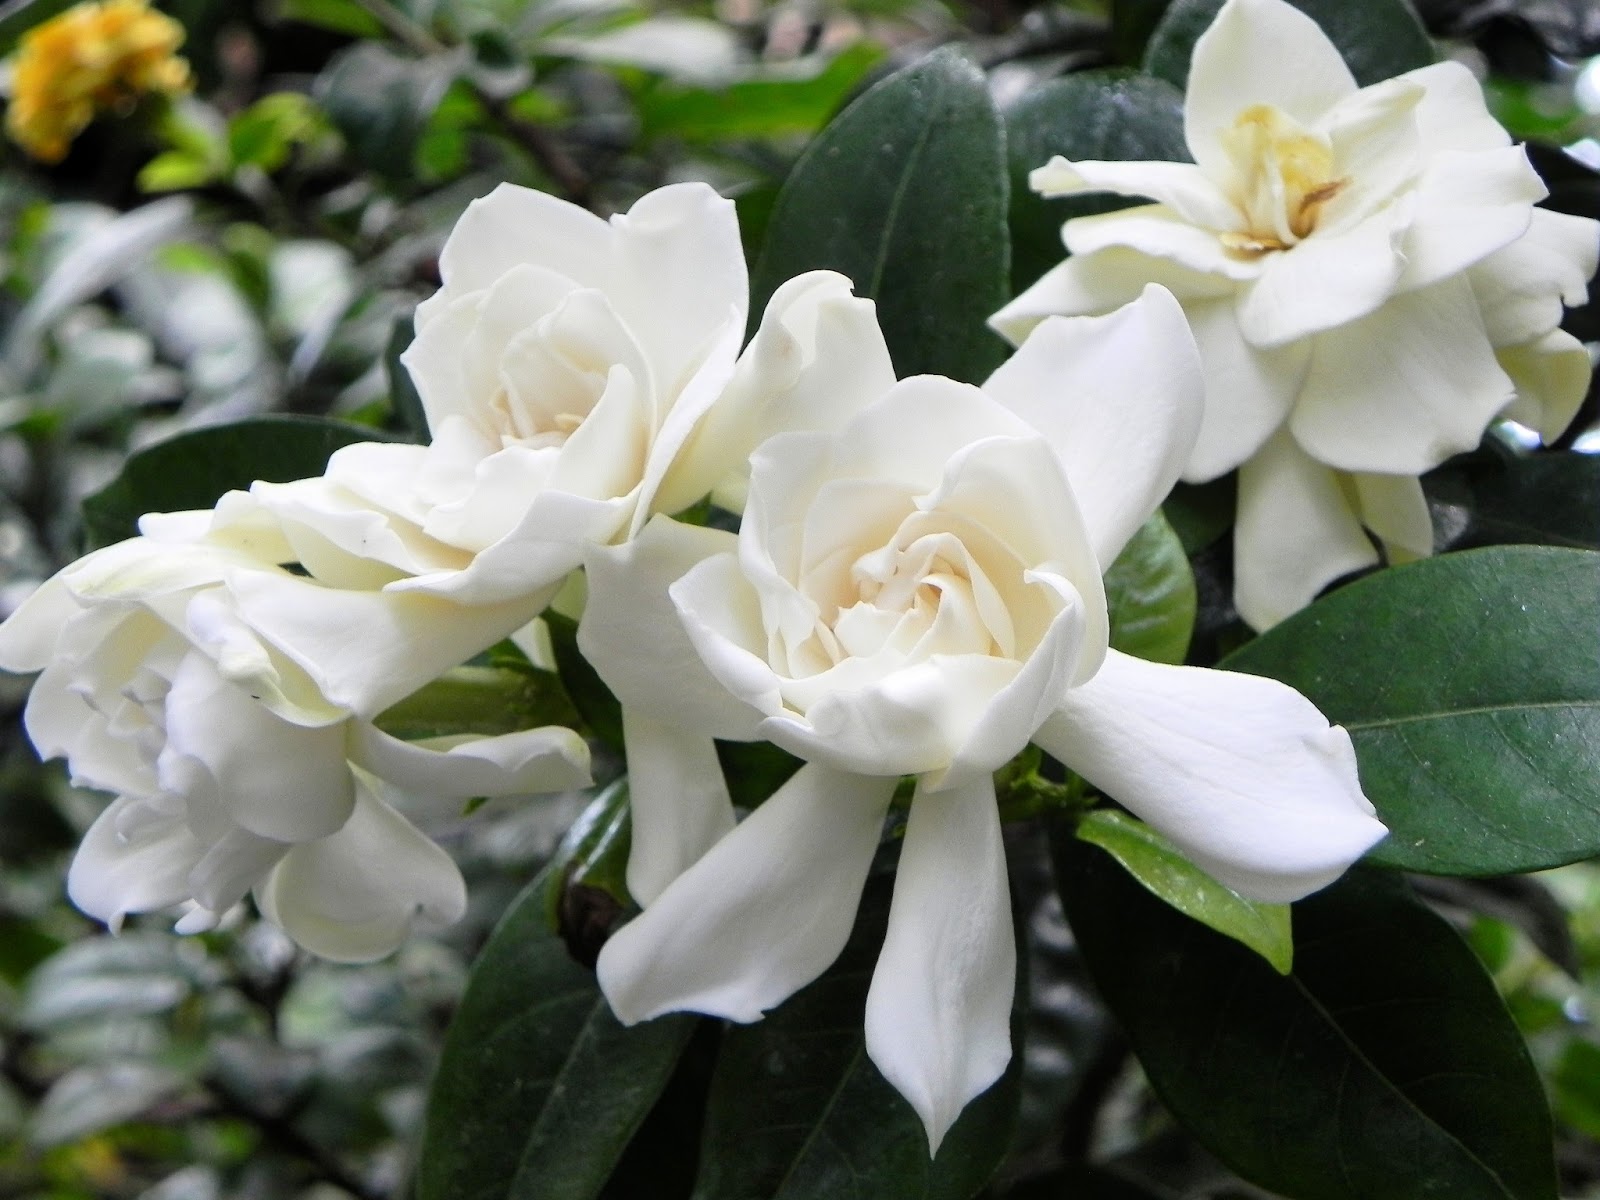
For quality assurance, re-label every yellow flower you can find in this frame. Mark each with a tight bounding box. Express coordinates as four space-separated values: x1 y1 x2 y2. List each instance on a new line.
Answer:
5 0 191 163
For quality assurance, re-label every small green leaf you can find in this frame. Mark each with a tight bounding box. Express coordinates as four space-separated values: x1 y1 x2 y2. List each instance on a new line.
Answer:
1161 475 1235 555
751 47 1009 386
80 415 391 549
1145 0 1434 91
138 150 221 193
227 93 324 173
1056 841 1558 1200
1104 511 1196 666
316 43 464 186
373 665 579 741
1003 70 1187 294
546 611 624 754
418 784 695 1200
1222 546 1600 876
1076 808 1291 973
277 0 386 37
691 864 1022 1200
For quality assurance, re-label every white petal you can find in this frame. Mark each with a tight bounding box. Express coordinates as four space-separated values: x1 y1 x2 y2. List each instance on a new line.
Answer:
429 183 610 311
1063 205 1258 281
162 652 355 843
1037 649 1387 902
1468 208 1600 346
1184 0 1357 181
1290 276 1513 475
596 763 897 1024
982 285 1204 565
1402 61 1513 154
1352 472 1432 561
1182 296 1309 480
1029 158 1239 229
255 782 467 962
580 516 764 737
990 249 1234 345
621 710 735 905
660 271 896 515
1233 429 1376 631
1236 210 1406 346
1396 147 1545 293
865 775 1014 1154
1499 328 1594 444
348 722 591 802
68 798 199 930
0 576 73 672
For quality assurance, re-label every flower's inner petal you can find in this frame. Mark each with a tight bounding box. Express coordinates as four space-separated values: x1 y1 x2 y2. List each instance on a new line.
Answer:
1219 104 1346 253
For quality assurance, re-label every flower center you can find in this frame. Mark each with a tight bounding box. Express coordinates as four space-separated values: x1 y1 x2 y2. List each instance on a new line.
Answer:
1217 104 1347 256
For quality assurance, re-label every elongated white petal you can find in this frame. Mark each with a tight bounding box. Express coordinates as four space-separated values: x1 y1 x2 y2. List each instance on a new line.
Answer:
1182 296 1308 480
1402 61 1513 154
162 653 354 843
348 723 591 804
1184 0 1357 181
1352 473 1432 562
68 798 199 930
981 286 1204 565
1064 205 1258 281
0 576 72 672
621 709 736 905
1029 158 1238 229
255 783 467 963
581 516 763 738
596 763 896 1024
1499 328 1594 444
1038 650 1386 902
1236 211 1406 347
1396 146 1545 293
1290 276 1513 475
990 249 1233 345
865 774 1014 1154
1469 208 1600 346
1234 429 1376 631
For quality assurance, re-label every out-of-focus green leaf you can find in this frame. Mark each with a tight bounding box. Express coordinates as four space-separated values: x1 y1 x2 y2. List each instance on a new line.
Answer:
637 44 884 144
1104 511 1195 666
1161 476 1235 555
546 611 624 754
279 0 387 37
1076 809 1291 973
0 0 78 56
1426 441 1600 552
1057 843 1558 1200
30 1062 191 1147
20 935 205 1031
691 865 1023 1200
386 313 429 442
752 47 1009 386
317 43 465 185
1145 0 1433 91
1222 547 1600 876
1003 70 1187 294
228 93 325 174
81 415 391 549
418 783 695 1200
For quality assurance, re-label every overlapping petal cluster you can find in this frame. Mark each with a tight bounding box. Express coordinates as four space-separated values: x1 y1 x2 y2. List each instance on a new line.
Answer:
0 522 588 959
4 0 191 163
992 0 1600 629
580 286 1386 1149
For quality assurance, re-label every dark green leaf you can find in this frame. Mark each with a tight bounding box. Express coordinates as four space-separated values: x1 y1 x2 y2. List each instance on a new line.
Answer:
546 611 625 754
995 1164 1173 1200
692 866 1022 1200
1110 0 1178 66
751 47 1009 385
80 415 389 550
317 43 464 185
1426 442 1600 553
374 665 579 741
419 784 696 1200
1056 838 1557 1200
1145 0 1434 92
638 44 884 144
715 739 803 808
1104 511 1196 666
278 0 387 37
1003 71 1187 294
1076 809 1291 972
386 313 430 442
1161 475 1235 555
1222 546 1600 875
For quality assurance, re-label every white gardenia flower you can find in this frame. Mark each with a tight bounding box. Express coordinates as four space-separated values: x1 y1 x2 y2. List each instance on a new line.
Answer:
991 0 1599 629
578 286 1388 1151
0 527 590 960
197 183 887 715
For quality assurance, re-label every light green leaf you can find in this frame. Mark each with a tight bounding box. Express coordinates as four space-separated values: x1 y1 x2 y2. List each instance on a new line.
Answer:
1077 808 1291 973
1104 511 1196 666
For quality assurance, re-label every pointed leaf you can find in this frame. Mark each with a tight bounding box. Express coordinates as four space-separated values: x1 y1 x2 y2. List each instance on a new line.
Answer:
1056 837 1557 1200
1223 546 1600 875
418 784 695 1200
751 47 1009 385
1104 511 1197 667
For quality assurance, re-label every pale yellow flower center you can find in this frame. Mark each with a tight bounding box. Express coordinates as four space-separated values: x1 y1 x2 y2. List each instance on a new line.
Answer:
1218 104 1348 256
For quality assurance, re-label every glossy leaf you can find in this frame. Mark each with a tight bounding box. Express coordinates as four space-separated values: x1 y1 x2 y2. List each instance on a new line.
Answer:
1056 839 1557 1200
1426 442 1600 553
1003 70 1187 293
1104 511 1196 667
1145 0 1434 91
1076 809 1291 973
317 43 464 186
418 784 695 1200
546 611 625 754
751 47 1009 385
80 415 388 549
1223 546 1600 875
691 866 1022 1200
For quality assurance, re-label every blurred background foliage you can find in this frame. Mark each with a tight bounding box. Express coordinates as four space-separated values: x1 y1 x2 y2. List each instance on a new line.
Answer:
0 0 1599 1196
